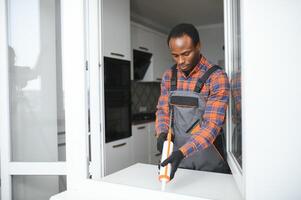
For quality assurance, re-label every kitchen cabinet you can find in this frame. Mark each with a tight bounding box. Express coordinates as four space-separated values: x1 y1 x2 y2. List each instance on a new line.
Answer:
152 33 174 81
105 137 132 176
132 122 161 165
131 24 154 53
131 124 149 164
131 23 173 82
102 0 131 60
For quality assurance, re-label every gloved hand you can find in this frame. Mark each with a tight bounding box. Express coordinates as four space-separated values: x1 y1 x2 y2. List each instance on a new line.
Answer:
160 150 184 180
156 132 174 153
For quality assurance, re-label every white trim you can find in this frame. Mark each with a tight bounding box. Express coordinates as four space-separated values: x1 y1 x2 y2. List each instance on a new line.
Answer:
227 153 243 196
0 0 12 199
87 0 102 180
99 0 105 178
224 0 244 196
196 23 224 30
99 0 106 178
61 0 89 189
240 0 246 197
8 162 66 175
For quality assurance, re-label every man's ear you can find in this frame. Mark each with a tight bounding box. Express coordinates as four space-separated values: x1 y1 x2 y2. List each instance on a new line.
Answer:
196 42 201 51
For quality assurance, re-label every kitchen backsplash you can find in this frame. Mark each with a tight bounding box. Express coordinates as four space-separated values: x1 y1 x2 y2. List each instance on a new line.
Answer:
131 81 161 114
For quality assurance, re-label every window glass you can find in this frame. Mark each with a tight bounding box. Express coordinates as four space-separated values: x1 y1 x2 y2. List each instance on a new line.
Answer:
230 0 242 167
12 175 66 200
7 0 65 162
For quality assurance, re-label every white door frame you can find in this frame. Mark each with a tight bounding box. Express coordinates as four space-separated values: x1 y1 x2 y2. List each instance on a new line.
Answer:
85 0 104 180
60 0 91 190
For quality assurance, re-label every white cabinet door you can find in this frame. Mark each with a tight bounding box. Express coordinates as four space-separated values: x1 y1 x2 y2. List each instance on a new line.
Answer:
131 23 173 82
132 122 161 165
105 137 132 176
152 33 173 82
132 124 149 164
103 0 130 60
131 24 155 81
131 24 154 53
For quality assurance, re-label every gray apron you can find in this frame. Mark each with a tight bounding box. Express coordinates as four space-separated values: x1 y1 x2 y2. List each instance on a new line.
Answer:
169 65 230 173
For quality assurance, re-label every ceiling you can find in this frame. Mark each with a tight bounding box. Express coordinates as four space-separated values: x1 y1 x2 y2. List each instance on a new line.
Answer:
130 0 224 34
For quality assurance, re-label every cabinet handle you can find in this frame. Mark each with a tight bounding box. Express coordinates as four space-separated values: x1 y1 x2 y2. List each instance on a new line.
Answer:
156 78 162 81
113 142 126 148
137 126 146 130
138 46 149 51
110 52 125 57
155 153 161 157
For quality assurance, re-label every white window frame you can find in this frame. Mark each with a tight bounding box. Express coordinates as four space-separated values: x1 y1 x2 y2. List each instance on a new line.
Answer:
77 0 116 181
61 0 104 186
60 0 90 189
85 0 104 180
224 0 244 196
0 0 70 199
1 0 245 198
0 0 101 198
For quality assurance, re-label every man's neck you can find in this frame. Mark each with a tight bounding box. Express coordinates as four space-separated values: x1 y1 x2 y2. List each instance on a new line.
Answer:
183 68 193 77
182 54 202 77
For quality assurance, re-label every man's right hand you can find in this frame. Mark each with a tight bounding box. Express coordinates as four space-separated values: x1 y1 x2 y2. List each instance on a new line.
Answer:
156 132 174 153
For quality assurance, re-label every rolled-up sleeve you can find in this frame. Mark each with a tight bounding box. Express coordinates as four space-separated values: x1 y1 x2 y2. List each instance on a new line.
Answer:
155 70 172 136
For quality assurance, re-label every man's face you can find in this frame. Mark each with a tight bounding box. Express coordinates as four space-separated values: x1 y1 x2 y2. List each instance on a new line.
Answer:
169 34 201 72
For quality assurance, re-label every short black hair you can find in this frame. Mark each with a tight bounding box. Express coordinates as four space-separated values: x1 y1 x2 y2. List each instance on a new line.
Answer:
167 23 200 47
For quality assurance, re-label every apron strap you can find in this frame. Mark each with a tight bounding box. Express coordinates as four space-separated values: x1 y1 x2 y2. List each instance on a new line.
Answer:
194 65 222 93
170 64 177 91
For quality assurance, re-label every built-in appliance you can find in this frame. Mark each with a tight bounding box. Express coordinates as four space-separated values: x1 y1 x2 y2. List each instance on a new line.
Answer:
133 49 152 80
104 57 131 143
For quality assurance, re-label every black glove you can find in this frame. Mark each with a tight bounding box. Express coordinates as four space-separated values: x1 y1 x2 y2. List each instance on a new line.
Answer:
160 150 184 180
156 132 174 153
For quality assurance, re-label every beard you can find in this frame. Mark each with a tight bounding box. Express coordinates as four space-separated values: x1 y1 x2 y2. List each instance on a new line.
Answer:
179 56 199 72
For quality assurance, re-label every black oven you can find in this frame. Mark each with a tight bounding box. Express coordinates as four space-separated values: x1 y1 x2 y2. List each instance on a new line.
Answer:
104 57 131 143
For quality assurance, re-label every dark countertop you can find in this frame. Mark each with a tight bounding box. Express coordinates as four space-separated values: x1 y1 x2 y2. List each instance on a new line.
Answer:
132 119 155 125
131 112 155 125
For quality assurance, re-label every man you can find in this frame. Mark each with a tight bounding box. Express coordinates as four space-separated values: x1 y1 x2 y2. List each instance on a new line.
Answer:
156 23 230 180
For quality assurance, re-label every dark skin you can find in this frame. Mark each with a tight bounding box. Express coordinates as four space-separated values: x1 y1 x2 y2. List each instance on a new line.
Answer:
169 34 201 75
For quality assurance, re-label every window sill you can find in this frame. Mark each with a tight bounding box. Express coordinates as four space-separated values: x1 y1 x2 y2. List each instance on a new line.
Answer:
50 163 242 200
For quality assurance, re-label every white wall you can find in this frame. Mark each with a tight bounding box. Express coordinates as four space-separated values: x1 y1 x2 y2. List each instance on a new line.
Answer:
241 0 301 199
197 24 224 67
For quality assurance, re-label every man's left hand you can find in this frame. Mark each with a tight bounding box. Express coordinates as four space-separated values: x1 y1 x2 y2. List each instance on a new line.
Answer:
160 150 184 180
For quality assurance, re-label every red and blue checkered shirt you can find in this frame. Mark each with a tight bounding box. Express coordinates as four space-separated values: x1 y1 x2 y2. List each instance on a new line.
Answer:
155 55 230 157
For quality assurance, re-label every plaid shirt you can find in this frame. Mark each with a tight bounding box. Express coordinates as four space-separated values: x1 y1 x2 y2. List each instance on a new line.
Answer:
155 55 230 157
